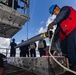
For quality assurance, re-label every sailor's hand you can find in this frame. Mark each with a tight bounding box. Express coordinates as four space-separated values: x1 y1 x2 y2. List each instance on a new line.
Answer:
48 23 54 30
47 30 53 39
48 21 56 30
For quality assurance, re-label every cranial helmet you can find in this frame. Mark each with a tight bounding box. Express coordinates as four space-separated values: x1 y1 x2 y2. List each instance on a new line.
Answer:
12 38 15 41
21 40 24 42
49 5 57 14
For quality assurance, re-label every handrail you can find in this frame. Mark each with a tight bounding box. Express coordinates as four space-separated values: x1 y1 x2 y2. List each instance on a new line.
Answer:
0 47 9 57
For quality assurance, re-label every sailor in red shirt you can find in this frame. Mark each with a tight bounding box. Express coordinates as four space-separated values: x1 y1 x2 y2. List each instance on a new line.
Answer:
48 5 76 67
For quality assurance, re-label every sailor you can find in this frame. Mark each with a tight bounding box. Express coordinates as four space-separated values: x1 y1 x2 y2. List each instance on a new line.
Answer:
47 5 76 68
29 42 36 57
24 44 29 57
38 40 46 57
10 38 17 57
19 40 26 57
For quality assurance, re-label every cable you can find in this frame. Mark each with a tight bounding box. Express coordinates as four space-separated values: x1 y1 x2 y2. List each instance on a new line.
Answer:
25 0 30 40
27 22 28 40
49 30 76 75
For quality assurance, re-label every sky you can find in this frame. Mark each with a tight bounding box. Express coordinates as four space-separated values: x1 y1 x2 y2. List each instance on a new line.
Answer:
13 0 76 42
0 0 76 54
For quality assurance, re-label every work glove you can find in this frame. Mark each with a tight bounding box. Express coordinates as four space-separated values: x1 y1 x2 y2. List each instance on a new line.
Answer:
47 30 53 39
48 21 56 30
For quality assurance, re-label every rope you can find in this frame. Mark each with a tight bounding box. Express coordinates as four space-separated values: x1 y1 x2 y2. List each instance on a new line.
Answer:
49 30 76 75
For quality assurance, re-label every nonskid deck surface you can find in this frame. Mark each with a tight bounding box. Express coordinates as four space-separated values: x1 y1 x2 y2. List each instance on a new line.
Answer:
3 62 37 75
2 57 76 75
3 57 66 75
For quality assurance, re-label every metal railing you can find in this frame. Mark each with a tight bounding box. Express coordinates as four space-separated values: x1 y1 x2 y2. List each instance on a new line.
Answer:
0 47 9 57
0 47 20 57
0 47 40 57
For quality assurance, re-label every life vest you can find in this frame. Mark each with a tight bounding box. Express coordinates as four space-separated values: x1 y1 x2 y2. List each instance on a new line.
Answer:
38 41 44 48
38 40 46 48
59 6 76 40
30 43 36 49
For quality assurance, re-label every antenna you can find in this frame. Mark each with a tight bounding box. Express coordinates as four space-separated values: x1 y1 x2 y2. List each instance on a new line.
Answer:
21 0 30 40
27 22 28 40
